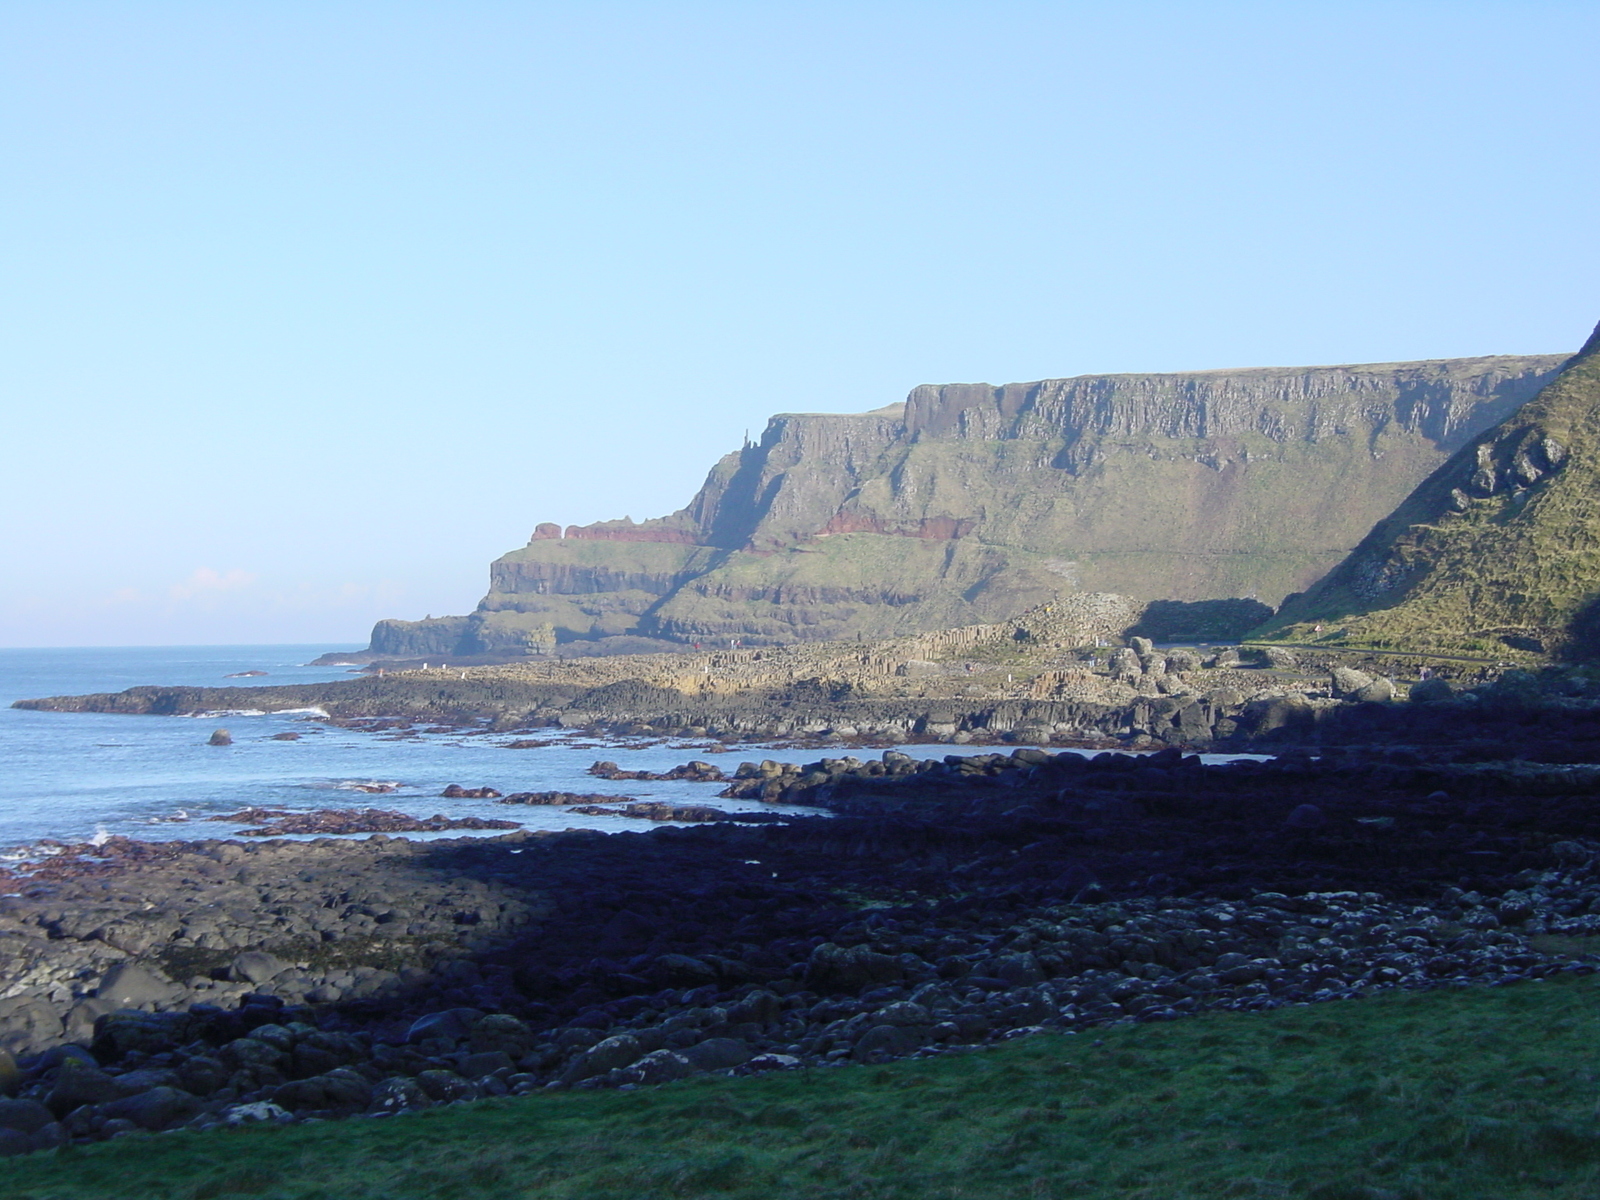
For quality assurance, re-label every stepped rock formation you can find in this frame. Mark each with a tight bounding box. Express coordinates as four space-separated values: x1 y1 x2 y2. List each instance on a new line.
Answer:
372 354 1563 656
1268 321 1600 659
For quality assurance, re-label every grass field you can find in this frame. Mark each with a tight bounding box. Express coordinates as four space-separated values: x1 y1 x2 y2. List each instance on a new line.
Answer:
16 975 1600 1200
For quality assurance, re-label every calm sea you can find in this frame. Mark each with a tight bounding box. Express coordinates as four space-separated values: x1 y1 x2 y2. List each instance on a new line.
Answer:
0 644 805 852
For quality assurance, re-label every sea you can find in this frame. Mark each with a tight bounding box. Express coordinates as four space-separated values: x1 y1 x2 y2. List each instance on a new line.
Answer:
0 644 1271 857
0 644 822 854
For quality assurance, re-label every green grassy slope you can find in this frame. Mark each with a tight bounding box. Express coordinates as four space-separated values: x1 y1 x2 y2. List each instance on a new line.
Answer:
1267 322 1600 658
18 975 1600 1200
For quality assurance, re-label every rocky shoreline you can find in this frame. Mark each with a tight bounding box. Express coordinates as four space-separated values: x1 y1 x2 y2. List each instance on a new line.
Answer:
9 612 1479 751
5 731 1600 1155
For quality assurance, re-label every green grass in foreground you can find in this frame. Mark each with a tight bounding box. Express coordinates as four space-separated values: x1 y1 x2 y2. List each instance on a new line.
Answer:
19 976 1600 1200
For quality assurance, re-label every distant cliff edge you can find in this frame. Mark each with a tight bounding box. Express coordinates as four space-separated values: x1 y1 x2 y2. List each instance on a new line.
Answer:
363 353 1565 659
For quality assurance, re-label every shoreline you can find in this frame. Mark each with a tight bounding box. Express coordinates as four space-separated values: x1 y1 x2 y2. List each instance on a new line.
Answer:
4 741 1600 1151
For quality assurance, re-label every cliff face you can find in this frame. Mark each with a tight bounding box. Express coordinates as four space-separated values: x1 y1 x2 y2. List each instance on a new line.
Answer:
1267 323 1600 658
370 353 1565 656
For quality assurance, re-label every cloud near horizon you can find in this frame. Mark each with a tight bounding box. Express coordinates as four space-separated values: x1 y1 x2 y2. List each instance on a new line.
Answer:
167 567 259 602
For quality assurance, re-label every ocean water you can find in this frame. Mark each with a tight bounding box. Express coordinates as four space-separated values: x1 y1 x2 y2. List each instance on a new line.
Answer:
0 645 1272 855
0 645 816 851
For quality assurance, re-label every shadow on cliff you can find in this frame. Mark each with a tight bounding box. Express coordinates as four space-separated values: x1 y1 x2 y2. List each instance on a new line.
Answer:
1123 598 1275 643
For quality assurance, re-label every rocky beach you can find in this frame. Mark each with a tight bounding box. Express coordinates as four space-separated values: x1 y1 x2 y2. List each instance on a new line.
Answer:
6 657 1600 1154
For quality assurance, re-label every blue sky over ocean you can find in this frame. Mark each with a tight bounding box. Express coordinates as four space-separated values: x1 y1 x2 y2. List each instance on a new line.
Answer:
3 1 1597 646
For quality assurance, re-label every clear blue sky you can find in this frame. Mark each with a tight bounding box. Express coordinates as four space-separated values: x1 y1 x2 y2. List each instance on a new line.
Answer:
3 1 1596 647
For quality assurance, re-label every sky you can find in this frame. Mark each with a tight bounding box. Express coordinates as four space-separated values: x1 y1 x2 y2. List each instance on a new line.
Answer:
3 1 1597 648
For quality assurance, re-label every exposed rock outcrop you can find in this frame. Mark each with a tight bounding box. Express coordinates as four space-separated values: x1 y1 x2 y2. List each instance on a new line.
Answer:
1268 319 1600 659
368 354 1562 654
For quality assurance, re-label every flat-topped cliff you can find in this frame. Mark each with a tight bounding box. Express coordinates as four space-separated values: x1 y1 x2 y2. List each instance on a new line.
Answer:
371 353 1564 656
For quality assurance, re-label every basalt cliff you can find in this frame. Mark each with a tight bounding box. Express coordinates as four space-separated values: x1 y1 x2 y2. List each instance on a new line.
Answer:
369 354 1563 658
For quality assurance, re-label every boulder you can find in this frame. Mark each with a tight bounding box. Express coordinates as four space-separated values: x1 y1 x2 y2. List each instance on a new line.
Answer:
220 1032 291 1070
112 1067 182 1093
745 1053 802 1072
852 1024 923 1059
414 1069 476 1103
63 999 116 1044
647 954 719 988
177 1056 228 1096
805 943 904 993
461 1051 514 1079
369 1077 433 1113
0 1049 19 1096
1354 678 1396 704
1262 646 1298 669
99 1085 202 1131
230 951 287 985
1285 804 1326 830
561 1034 643 1084
28 1121 65 1152
92 1010 195 1059
32 1045 96 1073
222 1101 291 1125
1240 693 1315 735
404 1008 484 1047
97 962 179 1009
270 1069 372 1113
628 1049 695 1085
992 954 1046 987
1329 667 1374 698
872 1001 932 1028
0 1127 29 1158
469 1014 534 1058
208 729 233 746
45 1058 124 1117
0 996 62 1058
1108 648 1143 682
1166 649 1202 673
727 990 782 1029
0 1098 55 1135
678 1038 752 1072
1409 677 1455 703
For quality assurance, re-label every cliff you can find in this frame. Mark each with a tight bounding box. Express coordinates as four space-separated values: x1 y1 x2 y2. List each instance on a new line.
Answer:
1266 321 1600 659
371 353 1565 656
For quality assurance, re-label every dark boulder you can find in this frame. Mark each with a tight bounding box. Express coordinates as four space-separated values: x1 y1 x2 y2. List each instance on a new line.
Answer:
679 1038 753 1072
369 1077 432 1113
805 943 904 993
0 1098 54 1135
99 1085 202 1131
405 1008 484 1046
230 951 287 985
45 1059 124 1117
560 1033 644 1084
270 1069 372 1113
